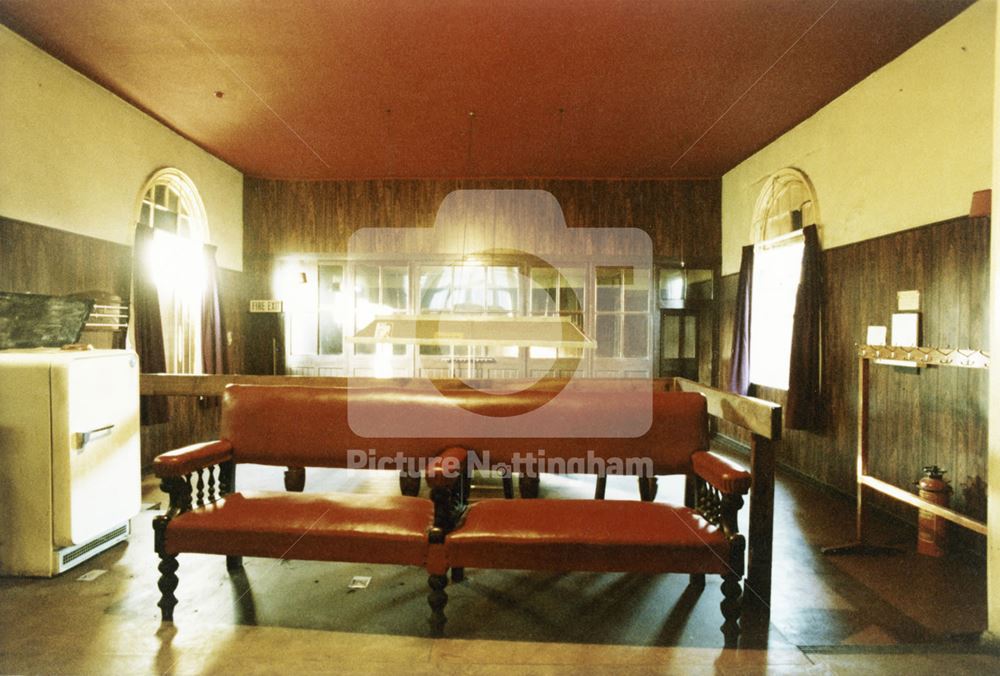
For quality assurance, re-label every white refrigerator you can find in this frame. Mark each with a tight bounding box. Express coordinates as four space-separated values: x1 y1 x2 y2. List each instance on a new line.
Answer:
0 348 141 576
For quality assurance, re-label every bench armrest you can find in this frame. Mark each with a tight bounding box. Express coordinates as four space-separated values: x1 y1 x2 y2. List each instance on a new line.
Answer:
154 440 234 478
692 451 751 495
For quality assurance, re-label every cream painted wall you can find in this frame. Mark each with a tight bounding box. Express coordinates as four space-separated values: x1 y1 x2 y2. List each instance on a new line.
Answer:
987 0 1000 643
0 26 243 270
721 0 995 275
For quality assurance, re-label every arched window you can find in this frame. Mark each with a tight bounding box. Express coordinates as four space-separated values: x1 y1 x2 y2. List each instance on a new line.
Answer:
135 168 208 373
749 168 819 390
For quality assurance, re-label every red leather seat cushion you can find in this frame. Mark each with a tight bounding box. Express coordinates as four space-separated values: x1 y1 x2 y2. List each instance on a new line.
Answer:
446 499 732 575
165 491 433 566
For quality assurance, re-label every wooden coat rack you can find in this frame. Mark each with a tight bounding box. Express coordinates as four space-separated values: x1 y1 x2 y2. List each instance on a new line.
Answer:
823 345 988 555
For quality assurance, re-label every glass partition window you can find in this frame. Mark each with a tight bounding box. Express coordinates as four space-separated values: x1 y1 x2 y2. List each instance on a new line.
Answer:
275 260 319 356
354 264 409 355
418 263 520 356
318 264 346 355
419 264 519 315
595 266 650 358
529 267 585 358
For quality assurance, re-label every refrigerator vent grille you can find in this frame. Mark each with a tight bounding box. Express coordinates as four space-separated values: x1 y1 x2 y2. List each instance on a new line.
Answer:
58 523 130 570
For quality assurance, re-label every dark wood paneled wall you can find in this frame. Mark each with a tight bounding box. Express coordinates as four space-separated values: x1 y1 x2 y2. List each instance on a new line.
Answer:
0 216 248 466
241 178 722 377
0 217 132 298
243 178 721 266
717 217 989 538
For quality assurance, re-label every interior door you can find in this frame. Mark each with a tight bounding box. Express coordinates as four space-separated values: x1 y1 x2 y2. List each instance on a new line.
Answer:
659 310 699 380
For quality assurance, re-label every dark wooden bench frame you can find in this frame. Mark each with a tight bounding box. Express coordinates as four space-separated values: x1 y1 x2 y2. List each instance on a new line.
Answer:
145 377 780 641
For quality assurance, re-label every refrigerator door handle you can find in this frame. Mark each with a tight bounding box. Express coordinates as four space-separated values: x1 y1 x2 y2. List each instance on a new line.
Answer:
75 424 114 449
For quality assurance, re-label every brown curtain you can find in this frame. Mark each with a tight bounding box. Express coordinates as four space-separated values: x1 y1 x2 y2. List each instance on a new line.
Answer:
786 224 823 430
199 244 228 408
201 244 228 376
132 224 169 425
728 244 754 395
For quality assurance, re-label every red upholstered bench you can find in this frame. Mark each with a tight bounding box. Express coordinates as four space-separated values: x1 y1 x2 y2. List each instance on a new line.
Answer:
152 383 754 643
151 385 465 628
422 390 753 645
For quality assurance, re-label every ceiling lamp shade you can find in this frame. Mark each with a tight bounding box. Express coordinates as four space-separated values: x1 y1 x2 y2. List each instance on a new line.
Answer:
350 315 594 349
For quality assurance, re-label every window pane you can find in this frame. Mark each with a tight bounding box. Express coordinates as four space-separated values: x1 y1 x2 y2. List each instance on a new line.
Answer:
683 315 697 359
166 188 179 213
153 207 178 233
139 202 151 227
319 310 343 355
532 287 556 315
560 267 585 314
749 240 805 389
560 285 583 314
596 267 622 312
487 266 518 314
353 264 378 306
624 269 650 311
290 312 318 355
661 315 680 359
596 314 619 357
419 267 452 312
530 267 558 315
318 265 343 355
623 314 648 357
382 267 408 310
529 346 557 359
453 265 485 312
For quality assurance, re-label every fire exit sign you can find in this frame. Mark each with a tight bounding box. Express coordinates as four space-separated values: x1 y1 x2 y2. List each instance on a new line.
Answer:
249 300 283 313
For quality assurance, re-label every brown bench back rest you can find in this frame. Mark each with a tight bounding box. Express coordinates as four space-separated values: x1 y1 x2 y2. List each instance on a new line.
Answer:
221 385 445 467
221 384 706 475
451 389 708 476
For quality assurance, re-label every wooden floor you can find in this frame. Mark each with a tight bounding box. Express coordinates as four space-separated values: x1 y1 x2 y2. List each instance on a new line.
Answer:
0 454 995 675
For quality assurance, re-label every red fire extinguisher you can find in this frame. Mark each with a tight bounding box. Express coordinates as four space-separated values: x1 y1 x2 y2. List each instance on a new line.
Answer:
917 465 951 557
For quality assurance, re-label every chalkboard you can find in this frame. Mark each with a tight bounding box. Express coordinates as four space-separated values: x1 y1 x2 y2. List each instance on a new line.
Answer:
0 292 94 350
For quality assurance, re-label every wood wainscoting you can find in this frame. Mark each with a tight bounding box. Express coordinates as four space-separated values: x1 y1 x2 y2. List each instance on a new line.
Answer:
717 216 988 548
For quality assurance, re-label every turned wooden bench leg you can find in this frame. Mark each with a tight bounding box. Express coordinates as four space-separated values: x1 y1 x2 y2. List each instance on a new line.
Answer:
638 476 658 502
594 475 607 500
157 552 179 622
519 475 540 499
451 567 465 583
428 573 449 636
226 556 244 572
284 466 306 492
502 475 515 499
720 573 742 647
399 471 421 497
153 514 179 622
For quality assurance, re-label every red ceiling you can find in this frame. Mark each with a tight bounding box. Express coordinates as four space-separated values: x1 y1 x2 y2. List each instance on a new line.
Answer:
0 0 974 180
